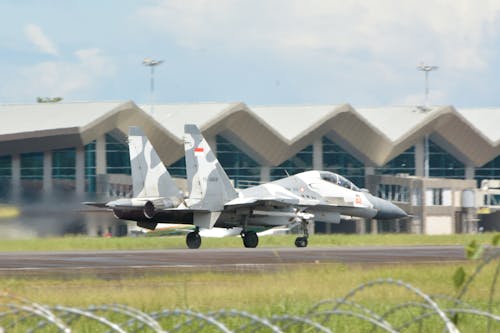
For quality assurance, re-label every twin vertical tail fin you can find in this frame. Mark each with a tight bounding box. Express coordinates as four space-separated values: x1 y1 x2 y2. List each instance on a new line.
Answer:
128 127 182 200
184 124 238 211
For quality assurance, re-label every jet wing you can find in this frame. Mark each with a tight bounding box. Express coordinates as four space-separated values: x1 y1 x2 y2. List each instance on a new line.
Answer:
224 196 302 210
225 196 378 221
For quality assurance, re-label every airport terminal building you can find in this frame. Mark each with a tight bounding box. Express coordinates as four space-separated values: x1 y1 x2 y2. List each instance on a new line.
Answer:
1 101 499 235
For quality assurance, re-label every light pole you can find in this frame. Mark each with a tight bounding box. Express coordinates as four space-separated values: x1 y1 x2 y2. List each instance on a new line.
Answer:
416 63 438 107
142 58 163 114
416 63 438 178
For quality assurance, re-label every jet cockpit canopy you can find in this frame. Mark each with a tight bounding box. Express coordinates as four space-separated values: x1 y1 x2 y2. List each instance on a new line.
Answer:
319 171 360 191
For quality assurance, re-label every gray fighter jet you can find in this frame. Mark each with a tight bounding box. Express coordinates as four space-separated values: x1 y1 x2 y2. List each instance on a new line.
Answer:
89 125 407 249
177 124 406 248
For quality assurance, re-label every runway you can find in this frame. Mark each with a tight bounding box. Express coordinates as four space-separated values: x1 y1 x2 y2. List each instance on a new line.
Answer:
0 245 475 276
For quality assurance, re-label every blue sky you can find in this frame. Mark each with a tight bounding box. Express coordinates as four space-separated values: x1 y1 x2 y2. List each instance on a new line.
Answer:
1 0 500 107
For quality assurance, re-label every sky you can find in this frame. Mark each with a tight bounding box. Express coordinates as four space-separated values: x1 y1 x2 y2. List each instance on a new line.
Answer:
1 0 500 107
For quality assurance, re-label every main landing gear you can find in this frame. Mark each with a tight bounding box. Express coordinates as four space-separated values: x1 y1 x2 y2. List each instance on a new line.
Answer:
294 219 309 248
239 215 258 248
241 230 258 248
186 228 201 249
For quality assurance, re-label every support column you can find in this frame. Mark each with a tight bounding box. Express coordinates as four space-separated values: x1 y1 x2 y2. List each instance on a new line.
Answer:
363 166 375 191
424 135 429 177
260 166 270 183
313 139 323 170
11 154 20 202
75 146 85 195
43 151 52 195
355 218 366 234
415 141 425 177
95 135 108 195
95 135 107 175
465 165 475 180
371 219 378 234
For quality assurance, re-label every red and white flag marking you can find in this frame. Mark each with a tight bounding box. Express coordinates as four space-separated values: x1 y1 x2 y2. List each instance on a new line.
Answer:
194 147 204 156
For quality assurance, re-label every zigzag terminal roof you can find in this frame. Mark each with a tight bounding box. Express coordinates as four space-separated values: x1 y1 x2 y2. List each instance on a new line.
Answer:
0 101 499 167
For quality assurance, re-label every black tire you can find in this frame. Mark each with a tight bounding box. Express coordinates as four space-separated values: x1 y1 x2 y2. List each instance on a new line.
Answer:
186 232 201 249
295 236 308 248
242 231 259 248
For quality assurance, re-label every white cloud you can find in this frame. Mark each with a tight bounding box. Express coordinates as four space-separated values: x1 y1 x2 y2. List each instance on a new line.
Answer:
2 48 116 101
24 24 59 56
138 0 500 71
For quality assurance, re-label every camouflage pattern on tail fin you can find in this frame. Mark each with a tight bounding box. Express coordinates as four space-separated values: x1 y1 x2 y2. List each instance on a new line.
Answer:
128 127 182 200
184 124 238 211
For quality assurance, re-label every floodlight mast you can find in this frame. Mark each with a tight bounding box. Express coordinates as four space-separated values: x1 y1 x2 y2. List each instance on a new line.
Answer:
417 63 438 107
143 58 164 113
417 63 438 178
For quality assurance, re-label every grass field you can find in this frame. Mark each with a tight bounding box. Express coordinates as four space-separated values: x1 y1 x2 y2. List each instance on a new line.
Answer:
1 261 498 331
2 262 494 311
1 233 498 331
0 232 497 252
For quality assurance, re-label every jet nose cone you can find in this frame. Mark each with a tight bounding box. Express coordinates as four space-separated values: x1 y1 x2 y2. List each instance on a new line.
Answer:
366 194 408 220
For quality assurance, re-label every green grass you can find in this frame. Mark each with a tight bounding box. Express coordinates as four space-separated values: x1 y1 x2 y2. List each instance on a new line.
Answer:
1 262 498 332
2 262 491 311
1 234 498 331
0 232 496 252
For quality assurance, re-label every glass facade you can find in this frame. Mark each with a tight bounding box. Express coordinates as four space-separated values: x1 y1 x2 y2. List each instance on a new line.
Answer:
270 145 313 180
20 152 43 199
216 135 260 187
20 152 43 180
323 137 365 188
106 134 131 175
52 148 76 179
0 155 11 179
0 155 11 199
476 156 500 186
52 148 76 192
168 157 186 178
377 184 410 203
376 147 415 176
428 140 465 178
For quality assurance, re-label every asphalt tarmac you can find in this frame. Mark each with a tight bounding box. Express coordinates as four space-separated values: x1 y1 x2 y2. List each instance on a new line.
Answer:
0 245 475 276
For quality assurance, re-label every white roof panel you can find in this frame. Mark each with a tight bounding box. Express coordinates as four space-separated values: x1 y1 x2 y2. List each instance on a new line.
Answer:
142 103 238 139
355 106 440 142
251 105 338 141
0 102 123 136
456 108 500 143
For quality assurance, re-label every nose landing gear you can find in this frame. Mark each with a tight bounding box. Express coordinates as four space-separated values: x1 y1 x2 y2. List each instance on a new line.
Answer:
186 228 201 249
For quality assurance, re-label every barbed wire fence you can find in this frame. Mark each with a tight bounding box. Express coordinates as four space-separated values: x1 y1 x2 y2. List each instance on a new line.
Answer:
0 249 498 332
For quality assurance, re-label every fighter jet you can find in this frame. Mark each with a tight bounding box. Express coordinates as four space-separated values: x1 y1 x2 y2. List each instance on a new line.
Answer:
85 127 279 237
88 125 407 249
175 124 406 248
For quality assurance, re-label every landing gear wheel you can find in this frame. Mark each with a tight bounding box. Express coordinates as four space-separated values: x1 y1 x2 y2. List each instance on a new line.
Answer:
242 231 259 248
295 236 308 248
186 231 201 249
